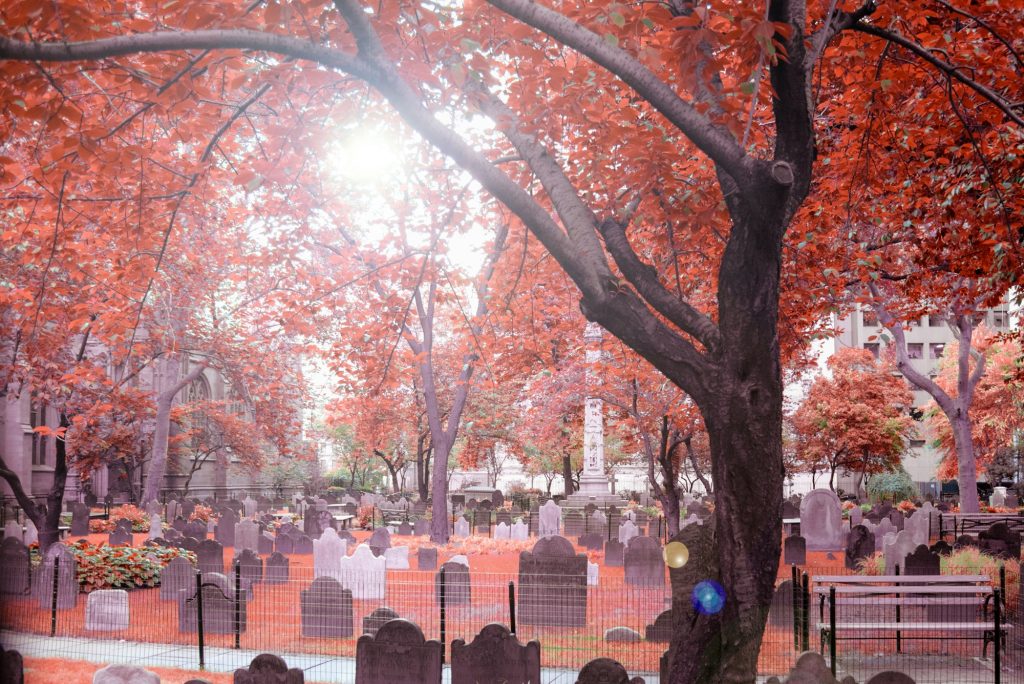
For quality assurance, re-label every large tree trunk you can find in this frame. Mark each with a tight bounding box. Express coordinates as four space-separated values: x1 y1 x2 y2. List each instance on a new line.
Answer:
142 356 207 505
561 450 574 496
950 411 980 512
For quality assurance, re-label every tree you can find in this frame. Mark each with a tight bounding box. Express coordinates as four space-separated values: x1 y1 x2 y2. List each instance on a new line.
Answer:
792 348 914 493
2 1 1020 679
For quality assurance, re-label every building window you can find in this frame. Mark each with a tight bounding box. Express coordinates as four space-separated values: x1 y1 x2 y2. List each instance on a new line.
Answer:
862 310 878 327
909 439 925 450
930 343 945 359
928 314 945 327
906 317 920 327
907 343 924 359
973 311 987 325
864 342 880 359
992 310 1008 328
30 403 46 466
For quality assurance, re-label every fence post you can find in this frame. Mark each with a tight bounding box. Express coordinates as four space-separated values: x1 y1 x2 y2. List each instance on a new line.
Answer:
508 581 516 635
49 555 60 637
439 565 447 664
196 570 205 670
233 558 242 649
894 565 901 654
801 572 810 651
994 586 1002 684
790 564 800 649
999 564 1006 609
828 585 837 677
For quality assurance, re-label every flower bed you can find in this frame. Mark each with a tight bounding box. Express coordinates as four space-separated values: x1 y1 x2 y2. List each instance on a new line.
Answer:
88 504 151 533
69 539 196 592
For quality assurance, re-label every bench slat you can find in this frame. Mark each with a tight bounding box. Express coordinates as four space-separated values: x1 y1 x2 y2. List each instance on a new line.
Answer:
818 623 1001 630
814 586 992 595
813 575 990 584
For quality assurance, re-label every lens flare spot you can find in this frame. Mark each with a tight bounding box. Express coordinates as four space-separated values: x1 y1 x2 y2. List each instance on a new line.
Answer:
663 541 689 569
691 580 726 615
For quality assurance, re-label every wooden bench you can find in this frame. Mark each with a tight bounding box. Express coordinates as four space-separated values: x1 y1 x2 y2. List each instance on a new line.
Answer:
813 574 1007 672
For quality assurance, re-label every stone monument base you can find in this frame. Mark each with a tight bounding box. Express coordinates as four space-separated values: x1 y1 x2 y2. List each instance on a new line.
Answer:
562 491 628 510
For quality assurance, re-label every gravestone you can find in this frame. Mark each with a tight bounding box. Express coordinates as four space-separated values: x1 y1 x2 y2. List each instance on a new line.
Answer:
800 489 844 550
235 520 260 553
303 511 320 538
0 645 23 684
166 500 180 522
873 518 895 551
495 511 512 527
3 521 22 543
538 500 562 537
454 516 470 538
645 609 673 641
1006 494 1020 509
397 521 413 536
184 520 207 540
180 536 201 553
145 499 162 518
518 535 587 627
148 515 163 542
368 527 391 555
22 519 37 547
301 577 353 638
449 554 470 568
362 607 400 637
768 580 794 628
237 549 263 584
35 544 77 609
243 496 258 518
179 583 246 634
903 544 940 575
258 532 275 555
172 516 187 533
0 538 31 595
864 673 916 684
355 619 443 684
417 547 438 571
70 502 90 537
492 491 505 508
978 522 1022 560
605 627 642 643
587 561 599 586
564 511 584 536
781 500 799 519
92 665 160 684
215 509 237 547
929 540 953 556
181 500 196 520
314 528 346 579
618 520 640 545
384 546 410 570
604 540 625 567
437 560 472 605
160 556 194 601
883 530 918 575
494 522 511 540
266 548 290 581
849 506 863 526
337 528 357 545
844 525 875 570
85 589 130 631
414 519 431 536
294 534 314 555
233 654 303 684
108 527 132 546
576 658 642 684
783 535 806 566
578 533 604 551
196 539 224 575
451 623 541 684
889 509 905 532
624 536 665 588
511 520 529 541
339 544 386 599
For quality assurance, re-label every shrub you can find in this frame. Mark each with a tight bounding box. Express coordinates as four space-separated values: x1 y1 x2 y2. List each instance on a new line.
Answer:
896 500 917 513
189 504 213 523
357 504 374 529
69 539 196 592
89 504 151 533
866 469 917 504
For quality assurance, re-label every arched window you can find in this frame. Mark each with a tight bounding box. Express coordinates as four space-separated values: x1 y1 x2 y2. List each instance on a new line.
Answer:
30 401 47 466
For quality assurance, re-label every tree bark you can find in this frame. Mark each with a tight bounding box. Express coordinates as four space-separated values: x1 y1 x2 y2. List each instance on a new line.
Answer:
562 450 574 496
142 356 208 505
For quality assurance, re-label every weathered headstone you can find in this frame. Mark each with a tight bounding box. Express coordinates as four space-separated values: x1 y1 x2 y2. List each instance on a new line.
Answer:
242 496 258 518
368 527 391 555
355 619 442 684
437 560 472 605
511 520 529 540
864 673 916 684
624 536 665 588
929 540 953 556
883 530 918 575
275 533 294 555
978 522 1022 560
564 511 584 536
0 644 23 684
873 518 896 551
518 536 587 626
235 520 259 553
417 546 438 571
301 576 353 638
92 665 160 684
618 520 639 545
22 519 37 547
35 544 77 609
183 520 207 540
604 626 642 643
108 526 132 546
587 560 599 586
538 500 561 537
339 544 386 599
768 580 794 628
454 516 470 538
414 519 431 536
233 654 303 684
215 509 237 547
575 658 641 684
645 609 673 641
397 521 413 536
148 515 163 542
85 589 130 631
196 539 224 575
849 506 863 526
0 538 30 595
385 546 410 569
800 489 844 550
3 521 22 543
578 532 604 551
362 607 400 637
903 544 940 575
844 525 875 570
494 522 511 540
179 582 246 634
70 502 90 537
265 552 290 584
451 623 541 684
293 534 314 555
237 548 263 584
783 535 806 566
604 540 625 567
258 532 275 555
159 556 194 601
313 528 346 579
